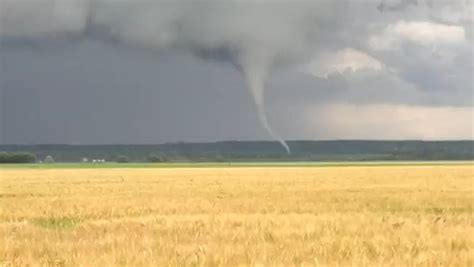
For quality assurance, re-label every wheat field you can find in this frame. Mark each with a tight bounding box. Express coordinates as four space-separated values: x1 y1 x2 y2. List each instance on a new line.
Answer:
1 164 473 266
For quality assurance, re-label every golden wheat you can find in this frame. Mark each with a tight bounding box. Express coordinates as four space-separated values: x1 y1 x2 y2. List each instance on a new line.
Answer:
1 165 473 266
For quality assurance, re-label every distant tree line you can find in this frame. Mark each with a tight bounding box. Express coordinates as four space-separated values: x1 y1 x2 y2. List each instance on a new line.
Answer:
0 152 37 163
114 155 130 163
147 153 169 163
113 154 170 163
0 141 472 162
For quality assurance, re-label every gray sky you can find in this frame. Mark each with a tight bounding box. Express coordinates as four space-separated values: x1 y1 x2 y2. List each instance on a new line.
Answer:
0 0 472 144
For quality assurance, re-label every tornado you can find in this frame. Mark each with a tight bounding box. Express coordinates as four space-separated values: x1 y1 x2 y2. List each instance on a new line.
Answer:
239 52 290 154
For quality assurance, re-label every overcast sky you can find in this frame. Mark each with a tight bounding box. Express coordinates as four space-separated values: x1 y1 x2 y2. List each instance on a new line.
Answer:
0 0 472 144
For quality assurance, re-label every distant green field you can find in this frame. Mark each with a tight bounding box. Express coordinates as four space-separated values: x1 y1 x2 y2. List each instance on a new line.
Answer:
0 161 472 169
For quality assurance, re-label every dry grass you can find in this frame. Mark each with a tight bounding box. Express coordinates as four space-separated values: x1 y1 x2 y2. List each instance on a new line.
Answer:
0 165 473 266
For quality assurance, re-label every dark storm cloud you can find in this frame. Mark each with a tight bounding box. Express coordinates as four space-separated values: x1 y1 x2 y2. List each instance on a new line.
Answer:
0 0 472 144
0 42 271 144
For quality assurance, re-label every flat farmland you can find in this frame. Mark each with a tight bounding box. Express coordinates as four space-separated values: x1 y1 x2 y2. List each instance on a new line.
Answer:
1 164 473 266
